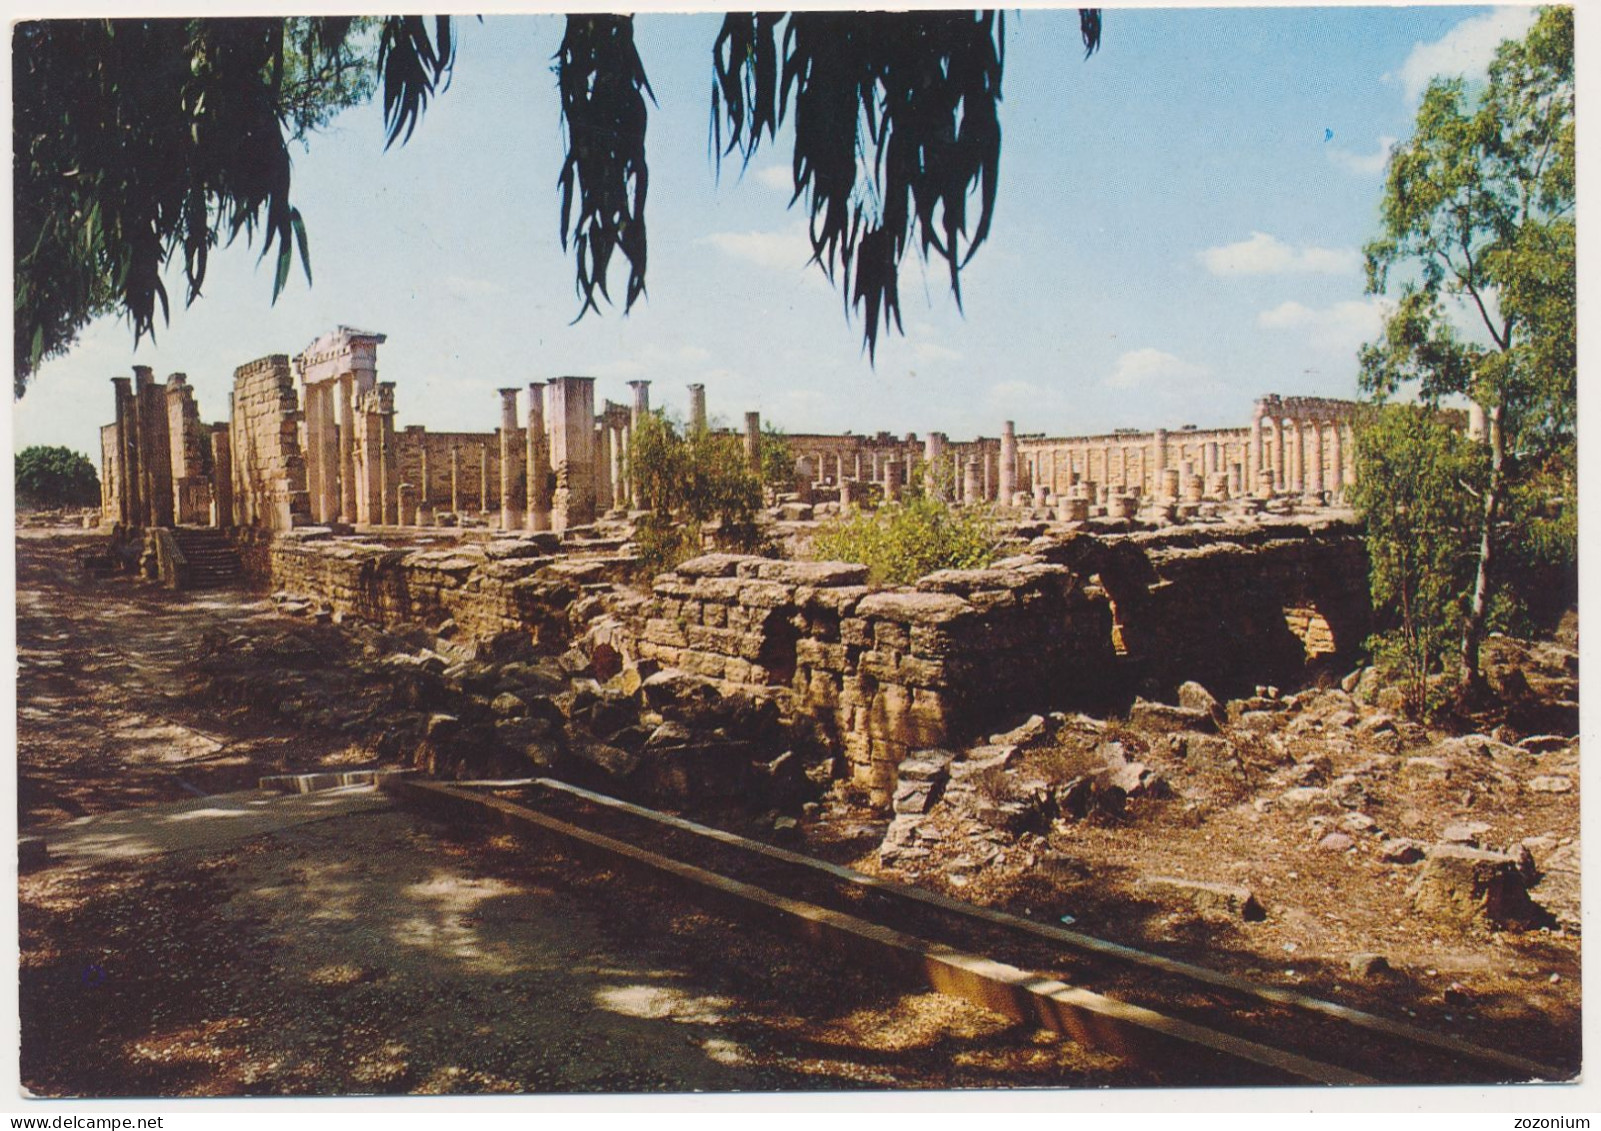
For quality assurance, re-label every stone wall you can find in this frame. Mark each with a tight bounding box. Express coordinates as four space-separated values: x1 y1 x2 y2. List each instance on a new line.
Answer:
1072 519 1372 698
229 355 310 531
627 553 1116 804
396 428 504 516
249 518 1371 806
261 532 627 647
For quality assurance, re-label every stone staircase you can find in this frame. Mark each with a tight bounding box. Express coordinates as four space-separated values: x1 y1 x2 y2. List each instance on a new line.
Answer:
171 527 244 589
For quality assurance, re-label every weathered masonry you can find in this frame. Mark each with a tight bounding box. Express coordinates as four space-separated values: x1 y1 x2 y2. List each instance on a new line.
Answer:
100 323 1383 535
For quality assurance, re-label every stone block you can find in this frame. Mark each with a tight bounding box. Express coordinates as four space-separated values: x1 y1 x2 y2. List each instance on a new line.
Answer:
857 590 974 626
1409 844 1545 928
676 553 758 578
752 560 870 587
1140 876 1266 921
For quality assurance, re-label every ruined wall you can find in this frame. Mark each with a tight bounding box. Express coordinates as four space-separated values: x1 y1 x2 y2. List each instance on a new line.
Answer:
629 553 1116 804
395 428 503 515
252 519 1370 805
261 533 621 646
229 355 310 531
1075 520 1372 698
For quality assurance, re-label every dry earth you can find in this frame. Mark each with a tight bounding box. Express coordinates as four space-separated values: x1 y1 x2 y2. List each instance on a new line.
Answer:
16 525 1582 1094
15 527 1142 1095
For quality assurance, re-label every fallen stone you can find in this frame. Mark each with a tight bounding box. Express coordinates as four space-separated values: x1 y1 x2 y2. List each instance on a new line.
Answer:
1527 775 1573 793
1055 776 1125 821
1518 735 1572 754
1176 680 1223 722
1339 812 1378 835
1317 832 1355 852
1106 760 1168 799
899 749 956 783
1278 786 1334 810
1129 698 1218 735
1409 844 1545 928
1348 953 1394 979
1378 838 1426 864
1140 876 1265 921
988 714 1051 748
1442 821 1492 846
491 692 528 719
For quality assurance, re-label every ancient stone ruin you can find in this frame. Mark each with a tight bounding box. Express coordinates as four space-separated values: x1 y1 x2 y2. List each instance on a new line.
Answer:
95 325 1394 808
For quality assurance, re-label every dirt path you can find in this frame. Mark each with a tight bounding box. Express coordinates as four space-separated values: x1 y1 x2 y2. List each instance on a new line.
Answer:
16 529 363 825
16 528 1135 1095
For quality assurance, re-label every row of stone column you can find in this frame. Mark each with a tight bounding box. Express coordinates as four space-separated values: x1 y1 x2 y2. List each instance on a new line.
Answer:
1248 414 1356 498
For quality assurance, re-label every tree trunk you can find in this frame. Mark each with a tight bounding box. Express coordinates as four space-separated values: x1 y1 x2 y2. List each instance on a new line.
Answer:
1459 401 1504 693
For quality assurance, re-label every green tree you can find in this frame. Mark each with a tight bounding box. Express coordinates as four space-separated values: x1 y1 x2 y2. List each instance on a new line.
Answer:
14 12 1101 392
1350 407 1483 716
15 445 101 509
629 411 764 572
12 17 382 394
1360 5 1574 693
811 496 998 587
758 424 793 490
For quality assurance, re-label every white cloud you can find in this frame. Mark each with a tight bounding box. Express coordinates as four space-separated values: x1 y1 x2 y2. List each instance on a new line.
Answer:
1258 298 1389 354
1392 8 1538 103
1105 348 1212 391
700 226 813 273
1327 135 1397 176
1198 232 1361 277
752 164 793 192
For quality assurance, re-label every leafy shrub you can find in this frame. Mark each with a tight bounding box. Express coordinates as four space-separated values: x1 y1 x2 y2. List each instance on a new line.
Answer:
810 496 998 586
15 445 99 509
629 411 762 573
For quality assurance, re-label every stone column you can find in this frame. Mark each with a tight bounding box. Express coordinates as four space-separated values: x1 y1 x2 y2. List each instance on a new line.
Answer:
1161 467 1181 502
478 444 491 516
923 432 945 497
380 384 399 525
794 456 815 502
547 375 597 530
527 382 551 531
1342 423 1357 489
450 446 462 515
687 383 707 436
111 377 134 525
1151 428 1167 496
612 424 628 510
1308 422 1325 498
1328 421 1344 501
1467 401 1487 442
1289 419 1305 493
854 450 864 482
1269 417 1284 493
982 447 993 500
304 382 324 522
963 457 981 506
337 374 357 522
883 457 903 502
594 420 613 515
499 388 523 530
314 384 336 522
1249 410 1265 495
1227 461 1243 499
211 425 233 528
992 419 1018 499
399 484 416 526
419 447 431 512
743 412 761 473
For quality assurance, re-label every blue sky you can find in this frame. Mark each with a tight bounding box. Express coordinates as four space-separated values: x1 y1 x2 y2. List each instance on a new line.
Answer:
11 5 1545 457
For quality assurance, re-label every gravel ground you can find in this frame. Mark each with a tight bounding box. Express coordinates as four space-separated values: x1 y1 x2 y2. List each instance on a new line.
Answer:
15 527 1146 1096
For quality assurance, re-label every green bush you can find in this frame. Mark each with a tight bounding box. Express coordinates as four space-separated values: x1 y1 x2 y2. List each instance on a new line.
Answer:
629 411 763 573
810 496 999 586
15 445 99 509
1351 405 1484 717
